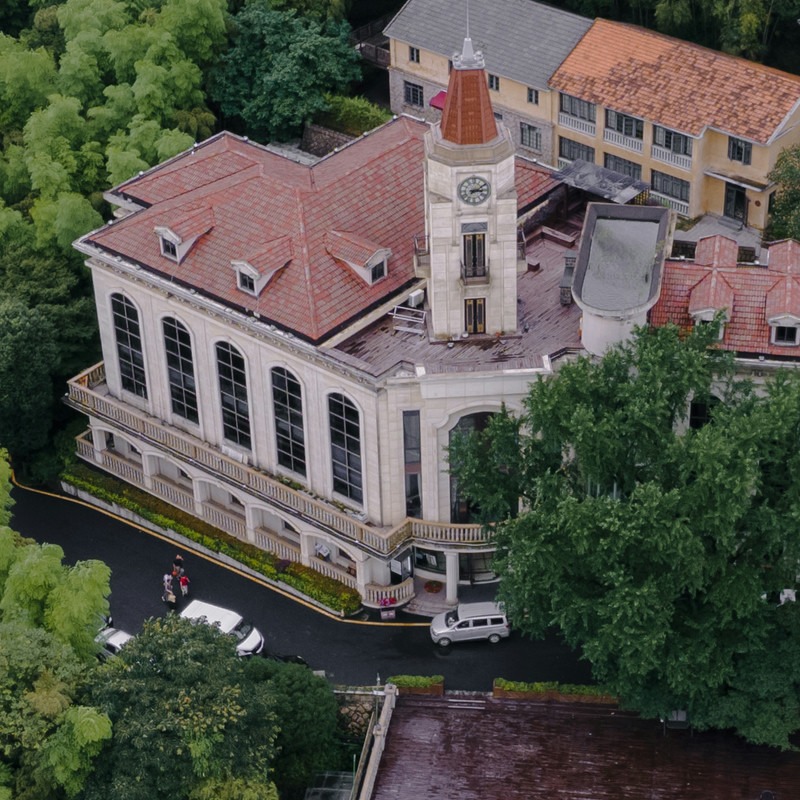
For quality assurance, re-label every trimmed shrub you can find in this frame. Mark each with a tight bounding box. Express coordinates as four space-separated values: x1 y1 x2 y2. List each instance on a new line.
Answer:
387 675 444 688
316 94 391 136
493 678 612 697
62 463 361 615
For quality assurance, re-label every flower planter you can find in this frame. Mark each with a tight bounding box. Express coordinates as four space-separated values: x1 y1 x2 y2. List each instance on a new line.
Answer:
492 686 616 705
395 682 445 697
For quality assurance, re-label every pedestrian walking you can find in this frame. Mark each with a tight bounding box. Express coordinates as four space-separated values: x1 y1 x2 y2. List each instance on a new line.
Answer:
172 554 185 577
163 572 173 592
179 574 190 597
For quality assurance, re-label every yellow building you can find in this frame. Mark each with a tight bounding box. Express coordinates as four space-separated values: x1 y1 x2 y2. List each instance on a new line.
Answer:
385 0 800 230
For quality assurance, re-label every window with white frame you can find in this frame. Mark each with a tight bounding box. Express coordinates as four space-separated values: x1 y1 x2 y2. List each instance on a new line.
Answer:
488 74 500 91
272 367 306 476
559 92 596 122
728 137 752 165
160 238 178 259
653 125 693 156
651 170 690 202
403 81 423 107
237 271 256 294
329 393 362 503
409 46 420 63
527 87 539 104
604 153 642 181
605 109 643 139
559 136 595 163
773 325 799 346
216 342 251 448
162 317 198 423
520 122 542 150
111 293 148 398
370 260 386 283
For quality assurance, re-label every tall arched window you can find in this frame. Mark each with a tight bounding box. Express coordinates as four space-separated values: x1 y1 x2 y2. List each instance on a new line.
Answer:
271 368 306 476
111 293 147 398
216 342 251 449
162 317 198 423
329 393 362 503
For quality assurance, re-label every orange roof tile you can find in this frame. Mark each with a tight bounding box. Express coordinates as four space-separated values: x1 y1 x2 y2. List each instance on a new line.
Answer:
688 271 735 317
651 237 800 357
325 230 386 266
550 19 800 143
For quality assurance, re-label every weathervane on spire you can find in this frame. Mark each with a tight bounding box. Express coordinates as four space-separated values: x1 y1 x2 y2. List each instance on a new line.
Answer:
453 0 484 70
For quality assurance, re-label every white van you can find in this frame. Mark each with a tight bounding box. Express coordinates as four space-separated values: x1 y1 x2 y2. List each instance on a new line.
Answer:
429 601 510 647
180 600 264 656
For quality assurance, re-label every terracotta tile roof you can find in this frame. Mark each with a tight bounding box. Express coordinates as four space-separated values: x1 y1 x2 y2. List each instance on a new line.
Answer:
87 122 428 343
651 235 800 357
514 157 560 210
240 236 293 276
688 271 735 318
441 66 498 145
325 230 386 267
163 203 214 241
550 19 800 143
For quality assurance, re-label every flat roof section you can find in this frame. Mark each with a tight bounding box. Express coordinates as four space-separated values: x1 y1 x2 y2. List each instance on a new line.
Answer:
370 695 800 799
572 203 670 317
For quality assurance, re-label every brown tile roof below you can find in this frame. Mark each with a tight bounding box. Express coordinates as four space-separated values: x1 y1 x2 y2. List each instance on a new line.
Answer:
550 19 800 143
371 695 800 800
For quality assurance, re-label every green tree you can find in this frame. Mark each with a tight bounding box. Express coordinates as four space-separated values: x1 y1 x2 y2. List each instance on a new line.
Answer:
211 3 361 141
249 659 341 795
0 297 60 461
0 528 113 800
767 143 800 240
0 449 12 527
82 616 279 800
450 323 800 747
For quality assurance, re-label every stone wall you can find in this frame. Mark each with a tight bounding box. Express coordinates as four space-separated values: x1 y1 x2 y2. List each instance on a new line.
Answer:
301 124 355 157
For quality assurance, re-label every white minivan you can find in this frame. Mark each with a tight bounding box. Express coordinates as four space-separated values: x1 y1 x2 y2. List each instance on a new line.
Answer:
429 601 510 647
180 600 264 656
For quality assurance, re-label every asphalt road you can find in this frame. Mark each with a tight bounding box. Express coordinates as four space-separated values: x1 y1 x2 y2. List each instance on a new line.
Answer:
9 482 593 690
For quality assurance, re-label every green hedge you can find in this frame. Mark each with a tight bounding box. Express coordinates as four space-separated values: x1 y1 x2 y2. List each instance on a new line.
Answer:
62 463 362 615
315 94 392 136
387 675 444 688
493 678 611 696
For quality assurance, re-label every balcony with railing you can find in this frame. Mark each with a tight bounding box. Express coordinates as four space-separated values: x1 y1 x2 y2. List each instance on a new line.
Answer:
652 145 692 172
603 128 643 154
650 191 690 217
558 112 595 137
68 363 492 556
460 260 490 285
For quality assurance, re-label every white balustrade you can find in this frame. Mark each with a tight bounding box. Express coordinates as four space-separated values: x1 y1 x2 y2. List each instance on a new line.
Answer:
651 145 692 171
558 113 596 137
603 128 643 153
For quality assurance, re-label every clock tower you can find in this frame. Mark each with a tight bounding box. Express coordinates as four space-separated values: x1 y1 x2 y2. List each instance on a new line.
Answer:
423 36 518 339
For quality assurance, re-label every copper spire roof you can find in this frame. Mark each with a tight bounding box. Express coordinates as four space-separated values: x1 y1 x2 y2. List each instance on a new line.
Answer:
440 37 498 146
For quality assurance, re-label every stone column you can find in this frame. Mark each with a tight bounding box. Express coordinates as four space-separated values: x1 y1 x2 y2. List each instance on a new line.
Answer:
445 551 459 605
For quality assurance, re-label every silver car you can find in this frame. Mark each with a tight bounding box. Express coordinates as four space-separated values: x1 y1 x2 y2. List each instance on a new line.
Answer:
430 601 510 647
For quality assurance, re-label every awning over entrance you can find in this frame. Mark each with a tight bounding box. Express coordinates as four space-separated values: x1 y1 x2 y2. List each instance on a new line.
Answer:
555 159 649 204
704 170 769 192
429 90 447 110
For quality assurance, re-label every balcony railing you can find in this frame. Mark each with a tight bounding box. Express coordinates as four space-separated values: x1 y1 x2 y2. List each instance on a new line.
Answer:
558 112 596 137
650 191 690 217
651 145 692 172
364 577 415 608
68 363 491 554
460 261 490 285
603 128 643 153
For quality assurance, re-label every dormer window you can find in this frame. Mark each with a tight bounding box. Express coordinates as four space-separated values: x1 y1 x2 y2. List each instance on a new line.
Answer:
325 230 390 286
160 236 178 260
773 325 798 345
370 260 386 283
238 272 256 294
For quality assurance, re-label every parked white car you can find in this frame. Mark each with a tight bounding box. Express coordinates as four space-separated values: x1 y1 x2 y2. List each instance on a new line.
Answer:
430 601 510 647
95 626 134 660
179 599 264 656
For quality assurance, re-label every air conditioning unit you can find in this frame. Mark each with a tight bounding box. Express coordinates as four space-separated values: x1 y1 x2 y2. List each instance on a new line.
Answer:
407 289 425 308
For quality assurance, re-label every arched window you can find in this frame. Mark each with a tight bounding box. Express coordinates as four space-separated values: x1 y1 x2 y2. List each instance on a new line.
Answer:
328 394 362 503
111 293 147 398
162 318 198 423
271 368 306 476
216 342 251 448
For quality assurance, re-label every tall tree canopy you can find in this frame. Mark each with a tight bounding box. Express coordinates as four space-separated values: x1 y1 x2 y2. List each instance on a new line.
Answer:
450 323 800 748
768 143 800 241
82 615 280 800
211 2 361 141
0 524 113 799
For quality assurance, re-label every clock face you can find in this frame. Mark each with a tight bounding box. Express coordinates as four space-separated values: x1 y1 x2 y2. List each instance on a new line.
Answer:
458 175 490 205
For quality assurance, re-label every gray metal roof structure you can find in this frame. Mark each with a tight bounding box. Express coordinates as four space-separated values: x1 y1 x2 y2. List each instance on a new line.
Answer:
384 0 593 89
556 160 650 204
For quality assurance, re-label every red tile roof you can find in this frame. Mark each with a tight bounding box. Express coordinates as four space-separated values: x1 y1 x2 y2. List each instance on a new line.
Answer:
651 235 800 356
85 123 562 344
441 67 498 145
550 19 800 143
